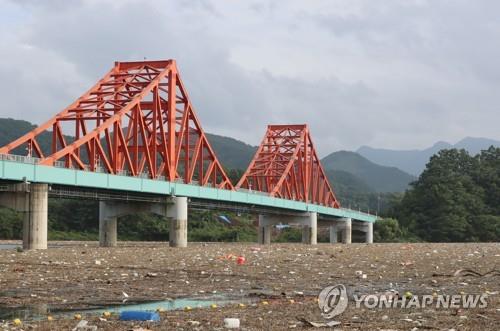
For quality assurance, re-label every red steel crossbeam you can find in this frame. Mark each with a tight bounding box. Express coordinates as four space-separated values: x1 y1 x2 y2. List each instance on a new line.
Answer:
0 60 233 189
236 124 340 208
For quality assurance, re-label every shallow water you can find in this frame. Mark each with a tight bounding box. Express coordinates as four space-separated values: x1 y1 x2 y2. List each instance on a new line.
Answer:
0 295 253 321
0 244 20 250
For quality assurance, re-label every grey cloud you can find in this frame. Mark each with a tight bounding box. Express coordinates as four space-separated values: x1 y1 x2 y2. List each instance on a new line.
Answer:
0 0 499 155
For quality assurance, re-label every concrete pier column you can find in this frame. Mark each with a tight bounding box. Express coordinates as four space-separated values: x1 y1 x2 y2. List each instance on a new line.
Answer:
169 196 188 247
301 212 317 245
99 201 118 247
258 215 272 245
365 222 373 244
342 218 352 244
99 218 117 247
22 183 48 250
329 224 338 243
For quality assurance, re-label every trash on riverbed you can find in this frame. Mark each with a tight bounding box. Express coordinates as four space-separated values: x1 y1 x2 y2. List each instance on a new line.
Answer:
224 317 240 328
453 268 500 277
297 317 340 328
119 311 160 322
236 256 246 265
72 320 97 331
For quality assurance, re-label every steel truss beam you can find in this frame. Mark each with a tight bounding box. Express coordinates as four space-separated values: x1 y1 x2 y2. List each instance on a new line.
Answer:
236 124 340 208
0 60 233 189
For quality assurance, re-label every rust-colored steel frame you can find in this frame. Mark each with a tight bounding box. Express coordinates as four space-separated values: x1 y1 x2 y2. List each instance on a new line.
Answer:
0 60 233 189
236 124 340 208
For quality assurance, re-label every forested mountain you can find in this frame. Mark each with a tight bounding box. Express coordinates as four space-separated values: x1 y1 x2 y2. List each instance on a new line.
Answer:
321 151 415 193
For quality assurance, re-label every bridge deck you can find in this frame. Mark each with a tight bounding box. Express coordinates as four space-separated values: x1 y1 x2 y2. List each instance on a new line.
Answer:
0 159 376 222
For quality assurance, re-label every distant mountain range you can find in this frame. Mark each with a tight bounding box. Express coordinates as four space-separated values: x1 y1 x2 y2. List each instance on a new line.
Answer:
357 137 500 176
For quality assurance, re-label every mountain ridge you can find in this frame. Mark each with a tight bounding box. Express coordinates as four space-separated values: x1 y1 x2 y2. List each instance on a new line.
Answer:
357 137 500 175
321 150 415 193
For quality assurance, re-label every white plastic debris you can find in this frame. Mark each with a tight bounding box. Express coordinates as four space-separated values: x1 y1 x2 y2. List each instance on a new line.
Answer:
224 318 240 329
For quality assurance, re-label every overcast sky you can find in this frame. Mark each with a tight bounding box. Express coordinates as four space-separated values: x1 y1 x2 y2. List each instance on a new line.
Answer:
1 0 499 155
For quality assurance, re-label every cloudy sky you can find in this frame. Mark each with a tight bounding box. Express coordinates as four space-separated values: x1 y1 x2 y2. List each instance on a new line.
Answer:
1 0 499 155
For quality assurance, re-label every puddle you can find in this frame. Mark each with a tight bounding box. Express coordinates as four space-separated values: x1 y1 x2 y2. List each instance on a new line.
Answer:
0 295 254 321
0 244 20 250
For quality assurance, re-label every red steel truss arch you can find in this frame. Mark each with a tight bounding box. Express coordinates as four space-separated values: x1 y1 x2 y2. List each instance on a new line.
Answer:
236 124 341 208
0 60 233 189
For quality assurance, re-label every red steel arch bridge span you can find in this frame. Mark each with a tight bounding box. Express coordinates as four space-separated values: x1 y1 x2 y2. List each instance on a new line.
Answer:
0 60 376 250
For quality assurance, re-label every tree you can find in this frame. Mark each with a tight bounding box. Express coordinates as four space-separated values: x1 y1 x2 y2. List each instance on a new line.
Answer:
0 207 22 239
394 148 499 242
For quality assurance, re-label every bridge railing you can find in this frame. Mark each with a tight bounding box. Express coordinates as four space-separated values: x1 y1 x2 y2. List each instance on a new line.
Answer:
0 154 41 164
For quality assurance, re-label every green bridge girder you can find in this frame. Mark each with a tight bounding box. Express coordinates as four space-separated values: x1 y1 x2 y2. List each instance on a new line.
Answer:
0 159 377 223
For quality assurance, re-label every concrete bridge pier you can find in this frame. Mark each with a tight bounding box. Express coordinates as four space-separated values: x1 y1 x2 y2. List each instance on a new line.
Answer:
258 215 272 245
98 202 118 247
301 212 317 245
352 221 374 244
341 218 352 244
0 183 48 250
366 222 373 244
98 197 188 248
258 212 317 245
168 196 188 248
329 224 338 243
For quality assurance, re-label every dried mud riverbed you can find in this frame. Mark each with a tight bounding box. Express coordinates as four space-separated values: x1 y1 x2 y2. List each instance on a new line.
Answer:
0 241 498 330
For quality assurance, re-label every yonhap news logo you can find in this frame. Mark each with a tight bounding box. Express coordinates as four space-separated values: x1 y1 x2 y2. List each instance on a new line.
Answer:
318 284 349 320
318 284 489 323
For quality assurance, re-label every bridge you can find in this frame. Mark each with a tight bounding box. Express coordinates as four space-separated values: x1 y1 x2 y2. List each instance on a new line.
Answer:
0 60 376 250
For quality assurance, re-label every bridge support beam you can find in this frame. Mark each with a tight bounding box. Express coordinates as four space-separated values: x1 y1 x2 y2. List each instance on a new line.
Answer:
342 218 352 244
301 212 317 245
168 197 188 248
352 221 373 244
329 224 338 243
0 183 48 250
99 202 118 247
98 200 169 247
24 184 48 250
257 212 317 245
366 222 373 244
258 215 272 245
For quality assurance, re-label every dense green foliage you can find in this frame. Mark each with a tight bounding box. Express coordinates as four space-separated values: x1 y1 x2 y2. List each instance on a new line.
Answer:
0 208 22 239
389 148 500 242
373 218 419 242
0 200 258 242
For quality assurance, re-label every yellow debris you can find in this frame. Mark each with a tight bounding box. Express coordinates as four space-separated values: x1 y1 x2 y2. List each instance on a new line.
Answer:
184 306 192 311
210 304 217 309
289 299 295 304
74 314 82 320
13 318 22 326
47 315 53 321
404 291 413 299
261 301 269 305
238 303 246 308
103 311 112 318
